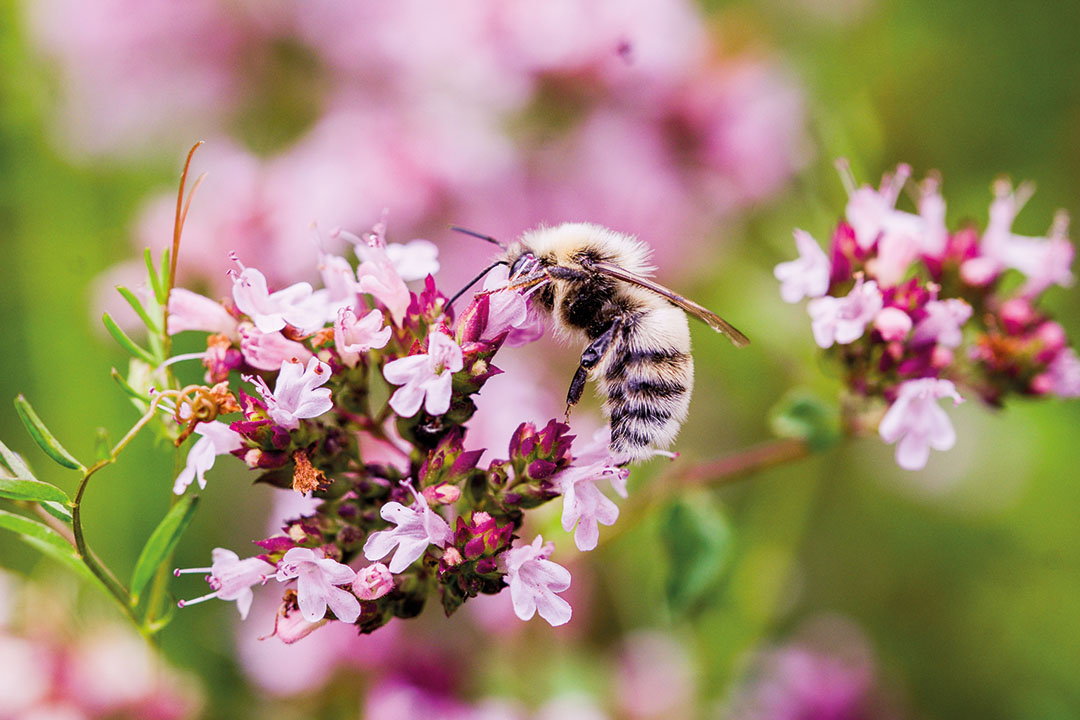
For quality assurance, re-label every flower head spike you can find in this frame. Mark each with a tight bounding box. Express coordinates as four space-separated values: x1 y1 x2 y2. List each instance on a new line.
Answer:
173 421 244 495
246 357 333 430
363 482 453 573
382 330 463 417
878 378 964 470
775 229 830 303
275 547 361 623
334 307 392 367
500 535 572 627
175 548 274 619
806 276 883 348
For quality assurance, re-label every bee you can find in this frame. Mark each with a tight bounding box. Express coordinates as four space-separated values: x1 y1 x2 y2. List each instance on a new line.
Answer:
452 223 749 462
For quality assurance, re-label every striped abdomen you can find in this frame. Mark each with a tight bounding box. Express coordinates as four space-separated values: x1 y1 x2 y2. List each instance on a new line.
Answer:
595 305 693 462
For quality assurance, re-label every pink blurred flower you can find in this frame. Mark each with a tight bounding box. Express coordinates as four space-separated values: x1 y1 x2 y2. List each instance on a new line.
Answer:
173 421 244 495
775 229 831 303
166 288 237 338
363 483 453 573
807 277 883 348
386 239 441 281
276 547 361 623
911 298 972 348
982 181 1075 295
383 331 464 417
334 307 392 367
879 378 964 470
1042 348 1080 397
873 307 913 342
247 357 334 430
500 535 572 626
615 632 695 720
0 636 51 715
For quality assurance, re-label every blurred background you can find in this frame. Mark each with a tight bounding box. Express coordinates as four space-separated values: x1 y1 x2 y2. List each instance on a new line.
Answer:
2 0 1080 718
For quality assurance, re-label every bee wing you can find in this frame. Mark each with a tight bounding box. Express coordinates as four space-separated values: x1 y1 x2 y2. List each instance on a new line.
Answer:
590 260 750 347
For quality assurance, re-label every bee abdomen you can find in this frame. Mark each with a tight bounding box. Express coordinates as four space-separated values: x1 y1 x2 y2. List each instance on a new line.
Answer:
602 343 693 462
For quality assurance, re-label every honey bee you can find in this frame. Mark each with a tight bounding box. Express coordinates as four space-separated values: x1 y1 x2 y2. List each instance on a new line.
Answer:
453 223 749 462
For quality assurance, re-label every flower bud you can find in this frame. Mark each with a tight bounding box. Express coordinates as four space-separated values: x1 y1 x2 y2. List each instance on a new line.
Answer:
352 563 395 600
874 307 912 342
422 483 461 505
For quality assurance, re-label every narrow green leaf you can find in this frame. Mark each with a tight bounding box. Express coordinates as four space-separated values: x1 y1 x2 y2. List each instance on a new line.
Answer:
0 509 96 585
110 367 152 403
38 501 73 524
94 427 111 462
0 476 71 505
13 396 84 471
144 247 166 305
116 285 161 334
130 494 200 604
0 439 35 479
660 495 733 616
158 248 172 303
102 313 157 365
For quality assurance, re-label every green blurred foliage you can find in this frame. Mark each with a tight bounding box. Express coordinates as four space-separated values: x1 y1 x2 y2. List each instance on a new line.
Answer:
2 0 1080 717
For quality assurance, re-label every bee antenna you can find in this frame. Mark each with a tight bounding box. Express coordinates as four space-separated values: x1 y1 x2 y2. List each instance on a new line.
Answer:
449 225 507 249
446 260 508 310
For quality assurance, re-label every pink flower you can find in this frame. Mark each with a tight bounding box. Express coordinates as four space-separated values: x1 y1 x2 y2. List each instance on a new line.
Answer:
500 535 572 626
982 181 1075 295
480 264 546 345
775 229 830 303
175 548 274 619
309 250 362 323
806 277 883 348
166 288 237 338
230 259 323 334
246 357 334 430
173 421 244 495
873 307 912 342
239 324 314 372
878 378 964 470
555 430 630 551
911 298 972 348
351 564 395 600
382 332 464 417
841 162 923 252
1041 348 1080 397
334 307 392 368
385 239 440 281
363 484 453 573
341 227 413 326
275 547 361 623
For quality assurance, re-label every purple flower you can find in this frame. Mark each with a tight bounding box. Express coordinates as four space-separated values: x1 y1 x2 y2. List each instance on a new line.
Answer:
480 264 546 346
363 483 453 573
500 535 572 627
334 307 392 367
911 298 972 348
175 548 274 619
806 277 883 348
555 430 630 552
275 547 361 623
878 378 964 470
246 357 334 430
382 331 463 417
774 229 830 304
173 421 244 495
230 257 323 334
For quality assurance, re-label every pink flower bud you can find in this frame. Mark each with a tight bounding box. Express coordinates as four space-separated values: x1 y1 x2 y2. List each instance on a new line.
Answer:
873 307 912 342
1030 373 1053 395
440 547 464 568
999 297 1035 333
352 563 395 600
959 257 1000 287
422 483 461 505
1035 321 1067 356
271 598 326 644
930 345 954 368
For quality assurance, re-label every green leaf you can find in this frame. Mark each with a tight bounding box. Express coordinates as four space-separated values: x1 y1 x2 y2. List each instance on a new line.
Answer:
145 247 166 305
13 395 84 471
102 313 158 365
158 248 172 303
0 509 96 585
94 428 111 462
0 476 71 505
0 438 35 479
116 285 161 334
768 390 841 453
110 367 152 403
129 494 200 605
660 495 733 616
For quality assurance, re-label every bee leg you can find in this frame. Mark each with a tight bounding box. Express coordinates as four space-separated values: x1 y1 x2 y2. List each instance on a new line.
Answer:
565 317 623 419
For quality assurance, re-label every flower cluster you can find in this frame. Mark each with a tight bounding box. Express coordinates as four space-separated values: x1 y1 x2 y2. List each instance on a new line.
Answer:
776 163 1078 469
169 221 634 636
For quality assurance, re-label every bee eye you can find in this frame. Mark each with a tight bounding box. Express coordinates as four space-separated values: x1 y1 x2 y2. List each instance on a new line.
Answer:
510 253 536 277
